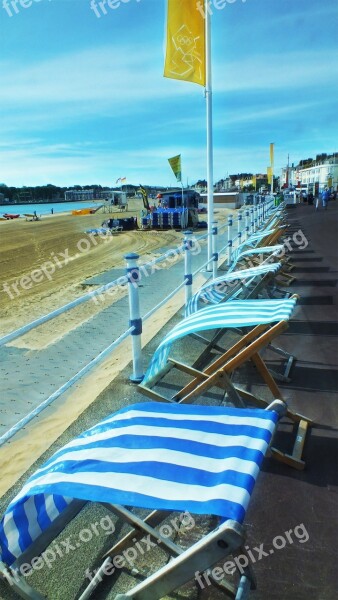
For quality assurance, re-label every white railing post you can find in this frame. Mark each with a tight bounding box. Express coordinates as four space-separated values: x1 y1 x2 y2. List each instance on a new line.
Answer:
125 253 144 383
250 207 254 234
184 230 193 308
245 209 250 240
212 222 218 278
237 211 242 247
227 214 233 266
254 203 258 232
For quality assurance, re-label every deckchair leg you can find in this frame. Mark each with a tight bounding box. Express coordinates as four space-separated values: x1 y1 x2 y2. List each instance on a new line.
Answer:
269 419 309 471
250 352 282 398
113 520 246 600
234 386 310 470
236 575 253 600
234 387 311 424
279 271 296 285
267 345 294 382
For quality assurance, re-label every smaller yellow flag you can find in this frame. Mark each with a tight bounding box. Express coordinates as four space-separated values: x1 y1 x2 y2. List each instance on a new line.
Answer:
168 155 182 182
270 143 274 167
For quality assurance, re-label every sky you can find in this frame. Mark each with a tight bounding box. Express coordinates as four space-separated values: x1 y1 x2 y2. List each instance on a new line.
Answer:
1 0 337 188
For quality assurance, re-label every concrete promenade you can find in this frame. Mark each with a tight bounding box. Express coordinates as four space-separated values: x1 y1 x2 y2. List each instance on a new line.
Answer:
0 202 337 600
0 231 216 435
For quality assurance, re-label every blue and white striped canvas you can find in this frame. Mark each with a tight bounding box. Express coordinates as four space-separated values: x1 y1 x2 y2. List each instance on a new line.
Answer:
143 297 297 385
186 263 282 316
244 228 277 244
0 402 279 567
229 244 283 272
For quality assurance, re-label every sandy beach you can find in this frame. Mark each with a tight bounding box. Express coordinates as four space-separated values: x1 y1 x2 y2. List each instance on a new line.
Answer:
0 200 184 342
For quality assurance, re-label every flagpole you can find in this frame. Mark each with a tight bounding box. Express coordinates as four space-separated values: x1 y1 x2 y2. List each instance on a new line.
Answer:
270 143 274 195
205 1 214 271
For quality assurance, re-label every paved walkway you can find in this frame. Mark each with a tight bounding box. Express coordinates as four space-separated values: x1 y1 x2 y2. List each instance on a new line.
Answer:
0 233 216 434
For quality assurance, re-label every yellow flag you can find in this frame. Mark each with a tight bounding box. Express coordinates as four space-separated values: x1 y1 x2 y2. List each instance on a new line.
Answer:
267 167 272 184
270 143 274 167
164 0 206 86
168 154 182 182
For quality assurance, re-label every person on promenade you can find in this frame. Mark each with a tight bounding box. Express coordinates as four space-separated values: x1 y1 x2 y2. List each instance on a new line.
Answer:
316 188 329 210
308 192 314 206
322 188 330 210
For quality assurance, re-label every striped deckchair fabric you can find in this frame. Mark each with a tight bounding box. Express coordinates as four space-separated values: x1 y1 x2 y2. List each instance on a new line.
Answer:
186 262 282 316
0 402 281 569
228 244 284 272
143 298 297 386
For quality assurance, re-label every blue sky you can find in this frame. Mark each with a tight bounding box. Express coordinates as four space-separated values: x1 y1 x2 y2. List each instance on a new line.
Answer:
1 0 337 187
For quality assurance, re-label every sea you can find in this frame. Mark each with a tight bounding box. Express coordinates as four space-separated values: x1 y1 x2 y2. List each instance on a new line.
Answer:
0 201 99 217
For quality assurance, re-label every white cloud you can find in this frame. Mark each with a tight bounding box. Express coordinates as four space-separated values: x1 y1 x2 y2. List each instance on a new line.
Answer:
213 50 338 93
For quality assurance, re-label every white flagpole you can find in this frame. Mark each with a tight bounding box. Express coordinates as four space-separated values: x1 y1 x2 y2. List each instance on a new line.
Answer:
271 143 274 195
205 1 214 270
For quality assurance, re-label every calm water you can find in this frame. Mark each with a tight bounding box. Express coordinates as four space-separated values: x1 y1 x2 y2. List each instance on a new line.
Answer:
0 201 100 217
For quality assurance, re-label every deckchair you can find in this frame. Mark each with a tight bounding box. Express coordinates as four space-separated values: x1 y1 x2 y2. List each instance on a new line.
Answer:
186 260 295 383
0 400 287 600
228 243 295 285
139 299 311 470
186 262 284 317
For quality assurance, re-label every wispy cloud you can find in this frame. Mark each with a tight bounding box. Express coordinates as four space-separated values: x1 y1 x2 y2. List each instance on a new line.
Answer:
214 51 338 93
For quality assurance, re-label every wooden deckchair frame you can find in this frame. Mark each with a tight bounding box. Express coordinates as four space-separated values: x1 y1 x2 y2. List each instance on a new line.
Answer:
188 271 294 383
139 320 311 471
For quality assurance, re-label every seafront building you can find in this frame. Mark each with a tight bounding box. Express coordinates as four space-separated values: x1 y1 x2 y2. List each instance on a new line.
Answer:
64 189 100 201
281 152 338 193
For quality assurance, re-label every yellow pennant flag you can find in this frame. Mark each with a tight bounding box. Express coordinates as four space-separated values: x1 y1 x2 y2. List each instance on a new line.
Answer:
168 154 182 182
270 143 274 167
164 0 206 86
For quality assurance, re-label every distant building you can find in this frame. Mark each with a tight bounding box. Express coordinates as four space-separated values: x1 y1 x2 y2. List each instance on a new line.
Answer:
64 189 97 202
281 153 338 193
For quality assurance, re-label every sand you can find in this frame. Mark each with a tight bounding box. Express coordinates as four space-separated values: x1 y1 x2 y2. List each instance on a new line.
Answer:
0 200 183 340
